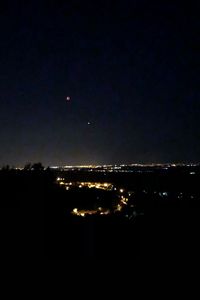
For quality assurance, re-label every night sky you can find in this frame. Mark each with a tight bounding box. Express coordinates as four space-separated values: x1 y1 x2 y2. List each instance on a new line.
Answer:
0 1 199 167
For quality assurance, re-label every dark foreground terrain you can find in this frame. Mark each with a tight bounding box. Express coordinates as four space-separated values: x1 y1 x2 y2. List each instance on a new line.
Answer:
0 166 199 262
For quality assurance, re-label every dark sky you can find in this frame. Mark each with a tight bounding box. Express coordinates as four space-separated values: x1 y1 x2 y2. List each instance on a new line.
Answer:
0 1 199 166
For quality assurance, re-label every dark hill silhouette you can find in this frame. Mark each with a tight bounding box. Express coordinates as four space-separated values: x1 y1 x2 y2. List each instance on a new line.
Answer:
0 166 199 261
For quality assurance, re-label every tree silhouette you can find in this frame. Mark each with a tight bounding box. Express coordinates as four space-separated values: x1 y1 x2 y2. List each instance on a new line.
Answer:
2 165 10 171
31 162 44 171
24 163 32 170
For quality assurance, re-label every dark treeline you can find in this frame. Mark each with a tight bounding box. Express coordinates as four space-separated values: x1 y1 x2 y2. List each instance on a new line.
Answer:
0 166 199 261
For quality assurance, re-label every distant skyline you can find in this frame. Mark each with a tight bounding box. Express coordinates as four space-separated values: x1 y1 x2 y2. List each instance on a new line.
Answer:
0 1 199 166
2 161 200 169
